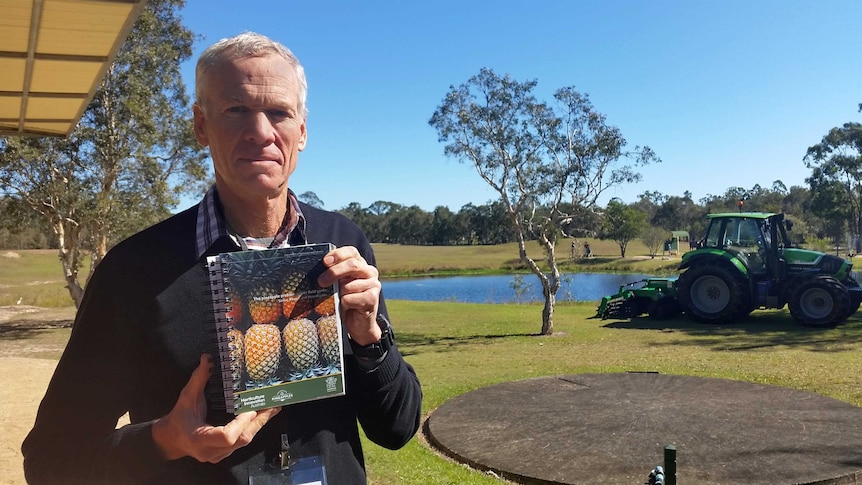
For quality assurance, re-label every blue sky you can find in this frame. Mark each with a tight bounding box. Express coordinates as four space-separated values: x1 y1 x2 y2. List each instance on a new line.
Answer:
176 0 862 212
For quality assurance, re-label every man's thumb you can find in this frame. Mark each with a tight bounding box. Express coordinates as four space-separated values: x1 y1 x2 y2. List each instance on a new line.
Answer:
183 353 213 396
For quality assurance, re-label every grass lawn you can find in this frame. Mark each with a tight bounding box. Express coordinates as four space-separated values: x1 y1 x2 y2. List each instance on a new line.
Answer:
0 250 88 307
362 300 862 484
4 248 862 484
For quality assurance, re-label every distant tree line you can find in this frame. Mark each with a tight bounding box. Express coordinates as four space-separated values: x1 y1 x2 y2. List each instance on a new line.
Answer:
337 200 516 245
0 181 843 252
328 180 854 252
0 179 851 252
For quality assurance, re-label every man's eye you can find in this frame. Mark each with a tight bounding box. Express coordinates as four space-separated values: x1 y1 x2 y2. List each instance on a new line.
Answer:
268 110 290 119
227 106 247 113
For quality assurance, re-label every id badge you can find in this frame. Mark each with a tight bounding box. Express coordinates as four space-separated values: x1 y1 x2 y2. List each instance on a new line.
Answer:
248 455 326 485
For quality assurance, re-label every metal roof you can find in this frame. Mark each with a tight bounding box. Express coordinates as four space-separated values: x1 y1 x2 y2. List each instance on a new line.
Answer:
0 0 147 137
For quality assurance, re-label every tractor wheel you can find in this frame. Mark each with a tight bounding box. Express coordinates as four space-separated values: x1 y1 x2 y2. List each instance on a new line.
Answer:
648 297 681 320
787 275 851 327
846 299 861 320
677 262 749 323
842 278 861 319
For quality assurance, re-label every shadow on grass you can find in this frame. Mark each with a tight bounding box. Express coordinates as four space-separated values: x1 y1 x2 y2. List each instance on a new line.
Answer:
601 311 862 352
0 318 73 340
395 331 538 357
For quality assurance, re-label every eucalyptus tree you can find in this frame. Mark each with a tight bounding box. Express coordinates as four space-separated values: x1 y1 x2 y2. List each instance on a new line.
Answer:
632 190 668 225
338 202 374 237
429 68 657 334
387 205 432 245
429 206 463 245
651 191 703 233
0 0 207 307
599 199 648 258
297 191 324 209
804 121 862 245
641 225 669 259
459 202 515 245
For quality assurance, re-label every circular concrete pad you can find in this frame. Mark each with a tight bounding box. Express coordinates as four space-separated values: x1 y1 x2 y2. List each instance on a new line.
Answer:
425 373 862 484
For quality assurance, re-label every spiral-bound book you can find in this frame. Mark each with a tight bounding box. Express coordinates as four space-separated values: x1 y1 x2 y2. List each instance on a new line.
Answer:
205 243 345 414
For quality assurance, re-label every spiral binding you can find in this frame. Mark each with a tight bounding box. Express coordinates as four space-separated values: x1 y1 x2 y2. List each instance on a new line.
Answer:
204 255 237 412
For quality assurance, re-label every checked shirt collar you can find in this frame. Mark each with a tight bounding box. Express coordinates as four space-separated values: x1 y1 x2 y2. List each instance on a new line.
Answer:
195 185 307 259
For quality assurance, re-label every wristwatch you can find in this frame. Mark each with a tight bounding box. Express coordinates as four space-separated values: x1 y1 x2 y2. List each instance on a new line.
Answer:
349 314 394 361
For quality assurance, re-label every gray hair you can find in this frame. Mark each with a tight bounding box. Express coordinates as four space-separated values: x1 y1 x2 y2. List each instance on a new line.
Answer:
195 32 308 117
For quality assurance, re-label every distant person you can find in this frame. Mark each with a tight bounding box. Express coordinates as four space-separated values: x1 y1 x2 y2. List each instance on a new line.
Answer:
584 242 592 258
22 32 422 484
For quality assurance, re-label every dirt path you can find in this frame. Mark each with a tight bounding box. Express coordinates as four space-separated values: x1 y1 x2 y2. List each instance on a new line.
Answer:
0 357 57 485
0 306 73 485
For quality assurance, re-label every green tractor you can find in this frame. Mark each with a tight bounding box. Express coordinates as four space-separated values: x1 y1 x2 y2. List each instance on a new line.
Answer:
597 212 862 326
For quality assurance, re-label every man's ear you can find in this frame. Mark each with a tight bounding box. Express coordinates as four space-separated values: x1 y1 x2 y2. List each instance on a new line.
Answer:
193 104 209 147
298 118 307 151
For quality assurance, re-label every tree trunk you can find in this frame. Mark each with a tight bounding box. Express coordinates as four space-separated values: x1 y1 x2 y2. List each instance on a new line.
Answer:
54 221 85 308
513 231 556 335
541 285 555 335
538 235 559 336
619 242 627 258
62 261 85 308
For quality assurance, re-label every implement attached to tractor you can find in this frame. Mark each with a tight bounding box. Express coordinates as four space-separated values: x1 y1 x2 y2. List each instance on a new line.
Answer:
596 277 680 320
596 212 862 327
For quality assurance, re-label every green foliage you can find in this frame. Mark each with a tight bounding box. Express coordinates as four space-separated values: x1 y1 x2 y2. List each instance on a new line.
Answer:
641 225 668 258
508 274 531 303
333 181 828 249
428 68 658 237
338 200 516 246
599 199 648 257
428 206 460 245
428 68 658 334
457 202 515 245
0 0 207 307
0 197 52 249
298 191 324 208
81 0 209 240
804 121 862 239
805 236 834 253
648 191 706 234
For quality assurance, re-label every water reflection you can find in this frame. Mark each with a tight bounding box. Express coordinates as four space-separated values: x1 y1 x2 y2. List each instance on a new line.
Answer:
382 273 654 304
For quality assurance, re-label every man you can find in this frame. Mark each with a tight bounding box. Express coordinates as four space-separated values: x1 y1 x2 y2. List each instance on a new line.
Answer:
22 32 422 484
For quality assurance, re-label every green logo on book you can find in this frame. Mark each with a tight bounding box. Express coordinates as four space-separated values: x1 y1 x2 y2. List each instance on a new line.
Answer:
272 390 294 403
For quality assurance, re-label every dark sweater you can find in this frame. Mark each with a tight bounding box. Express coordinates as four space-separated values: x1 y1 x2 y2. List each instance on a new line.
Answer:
22 204 422 484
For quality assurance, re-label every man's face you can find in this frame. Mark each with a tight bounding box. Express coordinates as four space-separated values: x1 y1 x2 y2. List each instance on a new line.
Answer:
193 54 307 204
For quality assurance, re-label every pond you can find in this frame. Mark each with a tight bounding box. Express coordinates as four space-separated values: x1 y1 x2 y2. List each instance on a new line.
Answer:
381 273 655 304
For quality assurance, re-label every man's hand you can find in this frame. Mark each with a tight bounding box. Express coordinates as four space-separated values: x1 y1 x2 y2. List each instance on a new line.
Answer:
152 354 281 463
319 246 382 345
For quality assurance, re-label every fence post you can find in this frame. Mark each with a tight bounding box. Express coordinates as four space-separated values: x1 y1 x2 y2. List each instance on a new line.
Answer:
664 445 676 485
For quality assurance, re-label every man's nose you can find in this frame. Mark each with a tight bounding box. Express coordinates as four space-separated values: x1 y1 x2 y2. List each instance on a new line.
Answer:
244 111 277 145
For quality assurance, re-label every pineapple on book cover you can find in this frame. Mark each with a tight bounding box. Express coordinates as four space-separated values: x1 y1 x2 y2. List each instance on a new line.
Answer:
224 248 342 391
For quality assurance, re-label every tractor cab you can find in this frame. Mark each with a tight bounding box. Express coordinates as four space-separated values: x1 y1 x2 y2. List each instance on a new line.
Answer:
693 212 789 275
